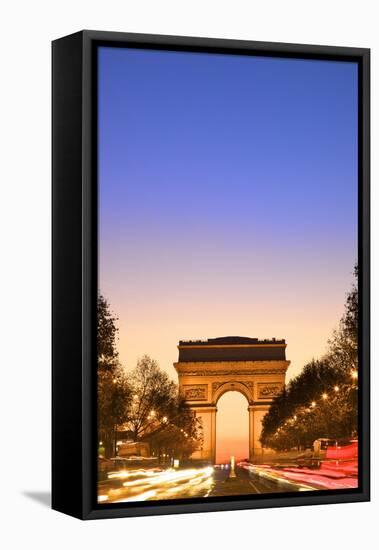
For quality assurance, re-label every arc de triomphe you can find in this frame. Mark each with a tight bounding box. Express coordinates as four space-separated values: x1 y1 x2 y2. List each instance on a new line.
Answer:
174 336 290 463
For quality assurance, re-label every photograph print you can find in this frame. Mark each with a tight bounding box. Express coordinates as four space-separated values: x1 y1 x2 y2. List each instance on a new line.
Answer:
97 45 360 505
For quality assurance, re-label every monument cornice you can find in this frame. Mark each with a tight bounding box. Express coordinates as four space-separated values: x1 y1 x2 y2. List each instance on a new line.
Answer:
177 343 286 349
174 360 290 377
176 370 288 376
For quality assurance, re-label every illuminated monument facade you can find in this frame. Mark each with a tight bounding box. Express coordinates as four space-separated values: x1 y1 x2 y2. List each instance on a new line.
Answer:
174 337 290 463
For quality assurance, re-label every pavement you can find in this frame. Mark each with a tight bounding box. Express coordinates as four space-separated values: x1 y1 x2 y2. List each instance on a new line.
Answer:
97 464 304 504
208 466 301 496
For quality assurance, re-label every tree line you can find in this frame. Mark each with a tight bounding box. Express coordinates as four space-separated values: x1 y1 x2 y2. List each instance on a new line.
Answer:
97 295 203 459
260 265 358 451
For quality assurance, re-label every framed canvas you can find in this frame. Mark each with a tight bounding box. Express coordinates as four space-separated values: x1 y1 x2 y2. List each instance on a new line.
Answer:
52 30 370 520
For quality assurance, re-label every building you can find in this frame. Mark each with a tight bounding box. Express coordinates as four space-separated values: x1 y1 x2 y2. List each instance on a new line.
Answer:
174 336 290 462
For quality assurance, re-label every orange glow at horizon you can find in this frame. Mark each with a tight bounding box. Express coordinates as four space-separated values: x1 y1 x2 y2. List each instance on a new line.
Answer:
100 261 355 448
105 267 350 383
216 392 249 463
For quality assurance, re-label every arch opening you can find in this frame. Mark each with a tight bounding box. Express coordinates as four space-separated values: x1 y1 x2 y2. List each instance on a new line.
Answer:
215 390 249 464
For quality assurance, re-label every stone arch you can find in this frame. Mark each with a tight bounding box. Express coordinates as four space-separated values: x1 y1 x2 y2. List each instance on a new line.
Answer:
212 381 253 405
213 385 251 464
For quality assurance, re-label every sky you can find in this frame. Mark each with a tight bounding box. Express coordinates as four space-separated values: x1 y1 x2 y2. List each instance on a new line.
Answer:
98 47 358 460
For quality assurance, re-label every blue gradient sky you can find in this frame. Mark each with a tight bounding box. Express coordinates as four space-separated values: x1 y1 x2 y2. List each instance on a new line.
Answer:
98 47 358 389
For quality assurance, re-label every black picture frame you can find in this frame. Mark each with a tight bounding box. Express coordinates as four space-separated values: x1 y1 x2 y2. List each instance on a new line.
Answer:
52 30 370 520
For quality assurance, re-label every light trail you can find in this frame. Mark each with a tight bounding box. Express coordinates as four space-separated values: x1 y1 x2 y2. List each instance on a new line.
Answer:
98 466 214 503
107 468 162 480
114 490 157 502
238 461 358 491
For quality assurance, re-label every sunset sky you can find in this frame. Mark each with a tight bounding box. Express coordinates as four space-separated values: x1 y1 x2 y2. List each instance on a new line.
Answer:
98 47 358 461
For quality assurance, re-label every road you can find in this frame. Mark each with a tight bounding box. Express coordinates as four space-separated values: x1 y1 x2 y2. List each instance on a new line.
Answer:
209 465 301 497
98 464 304 504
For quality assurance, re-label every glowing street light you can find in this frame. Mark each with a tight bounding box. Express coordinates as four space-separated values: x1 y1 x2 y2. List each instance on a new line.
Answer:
229 455 237 479
334 385 340 392
351 370 358 380
311 401 316 408
322 393 328 400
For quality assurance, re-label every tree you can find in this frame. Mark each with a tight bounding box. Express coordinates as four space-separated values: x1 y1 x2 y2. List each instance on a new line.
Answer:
96 299 203 461
262 376 358 452
126 355 181 441
260 265 358 450
260 358 346 449
123 355 203 461
97 294 131 457
327 264 358 374
146 399 203 463
97 294 119 372
98 367 131 457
